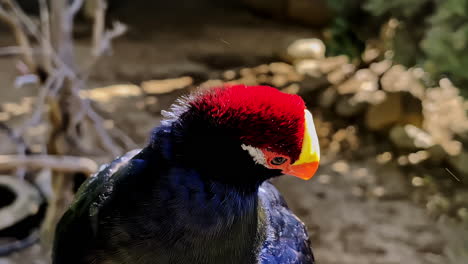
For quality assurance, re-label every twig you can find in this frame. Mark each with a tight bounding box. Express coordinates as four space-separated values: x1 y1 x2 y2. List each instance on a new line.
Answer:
0 0 36 70
0 154 98 175
88 0 126 68
0 46 22 56
68 0 84 17
445 168 462 182
85 101 122 156
92 0 107 56
0 122 29 178
38 0 52 72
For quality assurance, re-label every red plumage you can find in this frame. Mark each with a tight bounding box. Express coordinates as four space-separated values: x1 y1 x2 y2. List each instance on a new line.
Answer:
190 85 306 161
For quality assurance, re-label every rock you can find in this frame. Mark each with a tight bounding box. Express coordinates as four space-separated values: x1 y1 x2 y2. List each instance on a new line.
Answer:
281 83 300 94
351 90 386 105
389 125 434 150
319 55 349 73
423 79 468 155
269 62 296 74
141 76 193 94
81 84 142 103
448 151 468 175
335 96 367 117
271 75 289 87
337 69 378 95
381 65 425 99
0 175 43 231
284 38 326 62
370 60 392 76
295 59 322 78
287 0 332 26
327 64 356 85
365 92 423 131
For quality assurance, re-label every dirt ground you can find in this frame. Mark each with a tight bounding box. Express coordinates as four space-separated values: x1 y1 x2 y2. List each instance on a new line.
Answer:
0 1 465 263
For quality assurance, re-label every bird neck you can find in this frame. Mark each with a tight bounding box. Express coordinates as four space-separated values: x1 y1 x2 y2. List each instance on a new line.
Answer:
142 126 267 262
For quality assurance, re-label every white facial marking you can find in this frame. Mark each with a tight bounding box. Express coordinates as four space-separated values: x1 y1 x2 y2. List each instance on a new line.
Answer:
241 144 267 166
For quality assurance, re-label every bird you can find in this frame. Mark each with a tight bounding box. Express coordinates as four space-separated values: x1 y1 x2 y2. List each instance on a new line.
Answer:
52 84 320 264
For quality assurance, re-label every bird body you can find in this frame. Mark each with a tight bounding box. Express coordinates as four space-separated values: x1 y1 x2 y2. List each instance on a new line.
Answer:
53 85 319 264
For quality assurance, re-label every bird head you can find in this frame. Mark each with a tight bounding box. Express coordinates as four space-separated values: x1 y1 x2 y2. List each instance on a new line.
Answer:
165 84 320 188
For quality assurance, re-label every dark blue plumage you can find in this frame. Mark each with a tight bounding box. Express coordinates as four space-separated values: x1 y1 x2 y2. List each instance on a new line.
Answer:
53 85 315 264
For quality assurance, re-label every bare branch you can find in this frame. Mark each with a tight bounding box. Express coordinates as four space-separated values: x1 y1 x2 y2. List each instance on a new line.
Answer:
68 0 84 17
92 0 107 56
39 0 52 72
0 154 98 175
94 21 127 57
0 46 22 56
83 99 122 156
109 127 138 150
0 0 36 71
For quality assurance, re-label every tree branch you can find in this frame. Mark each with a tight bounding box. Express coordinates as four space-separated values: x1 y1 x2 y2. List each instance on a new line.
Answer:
68 0 84 17
0 154 98 175
0 0 35 71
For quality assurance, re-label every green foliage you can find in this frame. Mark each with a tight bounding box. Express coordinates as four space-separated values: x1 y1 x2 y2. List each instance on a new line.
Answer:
324 0 375 59
364 0 431 17
422 0 468 86
325 0 468 91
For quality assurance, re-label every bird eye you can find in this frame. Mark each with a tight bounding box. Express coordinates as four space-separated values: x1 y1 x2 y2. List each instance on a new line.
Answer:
271 156 287 165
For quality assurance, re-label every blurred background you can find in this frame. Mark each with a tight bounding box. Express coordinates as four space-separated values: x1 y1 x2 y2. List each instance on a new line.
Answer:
0 0 467 263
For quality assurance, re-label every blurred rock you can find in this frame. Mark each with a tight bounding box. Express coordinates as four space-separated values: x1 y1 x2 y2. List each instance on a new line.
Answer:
365 92 423 131
351 90 386 105
448 151 468 175
281 84 300 94
319 55 349 73
337 69 378 95
141 76 193 94
283 38 326 62
389 125 434 150
381 65 425 99
327 64 356 85
423 79 468 154
295 59 322 78
81 84 142 103
370 60 392 76
269 62 296 74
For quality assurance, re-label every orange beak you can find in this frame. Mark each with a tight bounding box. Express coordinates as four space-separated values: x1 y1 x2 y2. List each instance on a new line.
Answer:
283 161 319 180
283 110 320 180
